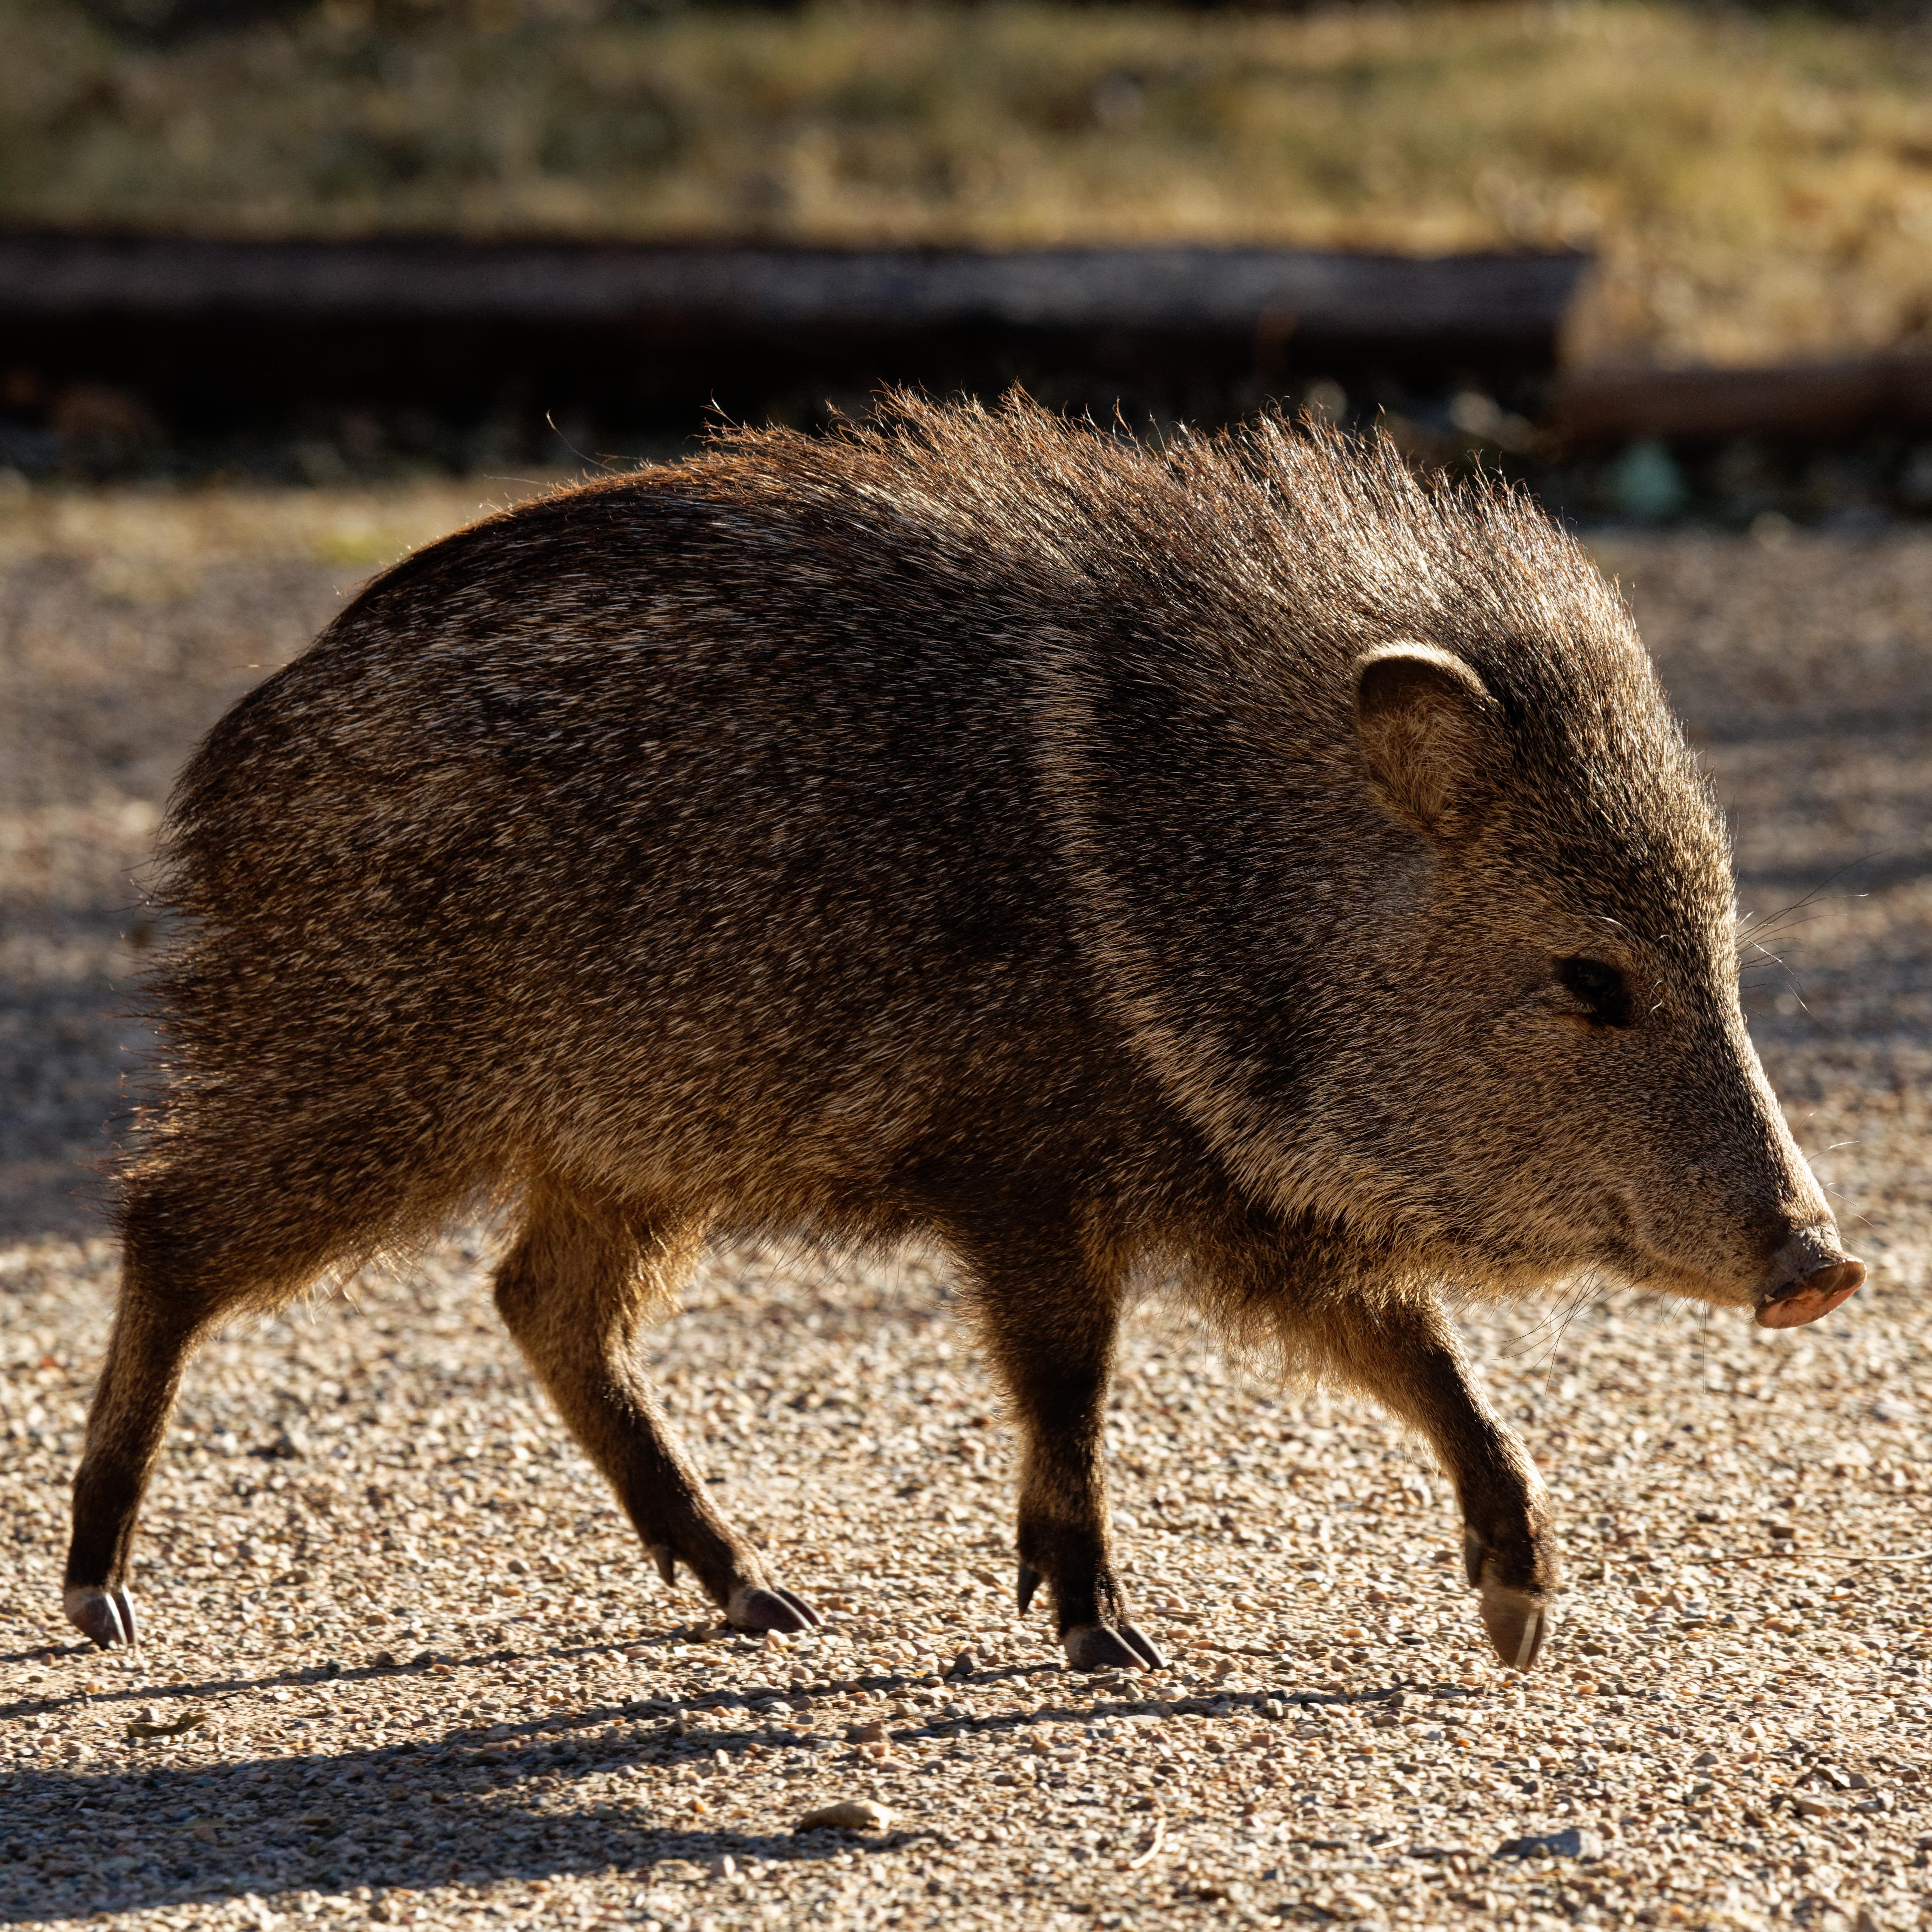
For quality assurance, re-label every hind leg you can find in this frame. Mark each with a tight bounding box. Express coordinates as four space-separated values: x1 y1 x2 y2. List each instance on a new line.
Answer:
66 1175 330 1649
493 1183 817 1633
65 1284 203 1648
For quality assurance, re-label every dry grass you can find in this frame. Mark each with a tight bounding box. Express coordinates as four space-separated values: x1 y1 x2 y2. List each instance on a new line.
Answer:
8 0 1932 367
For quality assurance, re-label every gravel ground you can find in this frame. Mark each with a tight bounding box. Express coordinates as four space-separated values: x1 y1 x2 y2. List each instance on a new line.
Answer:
4 491 1932 1932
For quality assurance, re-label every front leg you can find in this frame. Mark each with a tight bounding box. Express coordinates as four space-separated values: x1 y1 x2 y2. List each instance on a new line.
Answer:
1316 1288 1559 1669
959 1222 1164 1674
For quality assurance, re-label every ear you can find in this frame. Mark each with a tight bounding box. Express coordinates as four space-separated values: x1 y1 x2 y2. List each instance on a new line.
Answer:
1353 643 1501 840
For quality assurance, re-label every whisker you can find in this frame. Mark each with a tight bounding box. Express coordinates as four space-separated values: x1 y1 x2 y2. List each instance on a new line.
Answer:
1533 1282 1599 1395
1499 1307 1570 1358
1736 855 1884 951
1821 1185 1875 1233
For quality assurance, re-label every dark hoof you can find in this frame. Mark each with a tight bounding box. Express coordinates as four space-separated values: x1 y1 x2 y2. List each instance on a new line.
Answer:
1063 1622 1164 1673
1462 1526 1486 1588
65 1584 136 1650
728 1583 821 1633
1478 1581 1552 1670
1016 1562 1042 1615
648 1544 680 1590
769 1585 822 1629
1464 1518 1559 1670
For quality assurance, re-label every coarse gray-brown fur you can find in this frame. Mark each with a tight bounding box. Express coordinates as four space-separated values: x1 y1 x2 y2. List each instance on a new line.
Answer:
64 393 1862 1673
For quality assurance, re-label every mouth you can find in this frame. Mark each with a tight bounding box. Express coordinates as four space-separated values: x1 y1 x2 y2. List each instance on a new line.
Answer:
1755 1256 1865 1329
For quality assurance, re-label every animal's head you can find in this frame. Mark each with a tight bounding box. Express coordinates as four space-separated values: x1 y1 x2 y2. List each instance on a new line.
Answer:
1331 630 1860 1327
1014 403 1859 1327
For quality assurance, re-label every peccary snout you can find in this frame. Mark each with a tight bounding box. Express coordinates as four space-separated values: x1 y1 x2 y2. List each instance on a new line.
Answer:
1758 1232 1866 1329
1658 1031 1864 1325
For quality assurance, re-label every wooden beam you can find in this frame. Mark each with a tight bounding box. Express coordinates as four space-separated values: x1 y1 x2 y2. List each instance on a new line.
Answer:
1555 356 1932 450
0 232 1589 349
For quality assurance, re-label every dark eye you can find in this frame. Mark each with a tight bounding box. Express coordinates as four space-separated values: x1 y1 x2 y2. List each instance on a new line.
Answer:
1557 956 1633 1028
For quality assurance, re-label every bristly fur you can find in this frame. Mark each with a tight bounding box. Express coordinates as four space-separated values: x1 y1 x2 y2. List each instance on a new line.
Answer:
68 390 1850 1673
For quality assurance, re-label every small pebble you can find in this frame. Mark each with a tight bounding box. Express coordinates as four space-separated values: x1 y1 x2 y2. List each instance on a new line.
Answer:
1794 1793 1851 1817
795 1798 893 1833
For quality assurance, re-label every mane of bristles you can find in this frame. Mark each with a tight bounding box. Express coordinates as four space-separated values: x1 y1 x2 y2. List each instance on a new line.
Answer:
689 388 1633 677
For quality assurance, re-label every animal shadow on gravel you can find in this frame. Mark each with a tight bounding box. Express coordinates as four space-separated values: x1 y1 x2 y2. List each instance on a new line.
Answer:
0 1740 894 1924
1 1638 1459 1924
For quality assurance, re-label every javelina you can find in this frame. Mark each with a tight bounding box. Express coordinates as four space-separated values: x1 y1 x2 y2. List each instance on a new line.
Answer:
65 395 1863 1673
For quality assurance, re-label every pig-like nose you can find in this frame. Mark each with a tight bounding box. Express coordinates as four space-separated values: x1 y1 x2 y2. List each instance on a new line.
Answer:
1756 1255 1865 1330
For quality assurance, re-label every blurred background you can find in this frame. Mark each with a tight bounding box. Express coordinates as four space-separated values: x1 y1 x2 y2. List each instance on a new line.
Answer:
6 0 1932 519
